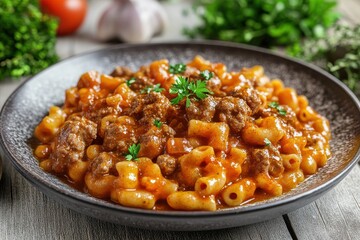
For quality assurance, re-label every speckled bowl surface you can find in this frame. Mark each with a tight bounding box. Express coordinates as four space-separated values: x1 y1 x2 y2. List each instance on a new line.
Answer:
1 42 360 231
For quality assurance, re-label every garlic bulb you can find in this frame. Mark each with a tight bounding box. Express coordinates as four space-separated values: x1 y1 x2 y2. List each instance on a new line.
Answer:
97 0 167 43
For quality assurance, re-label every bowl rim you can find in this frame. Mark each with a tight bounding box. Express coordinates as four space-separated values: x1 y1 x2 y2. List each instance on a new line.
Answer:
1 40 360 218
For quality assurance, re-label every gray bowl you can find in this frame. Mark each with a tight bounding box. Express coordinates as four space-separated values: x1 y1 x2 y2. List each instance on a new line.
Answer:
1 42 360 231
0 155 2 181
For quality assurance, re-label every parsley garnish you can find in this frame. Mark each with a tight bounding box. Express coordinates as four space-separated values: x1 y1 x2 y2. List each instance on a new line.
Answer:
153 119 163 128
278 108 287 116
200 70 213 80
169 63 186 74
264 138 271 146
169 76 213 108
126 77 136 86
268 102 287 116
125 143 140 161
140 83 164 94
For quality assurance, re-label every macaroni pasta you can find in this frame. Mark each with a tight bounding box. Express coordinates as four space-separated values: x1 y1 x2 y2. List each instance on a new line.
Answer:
33 56 331 211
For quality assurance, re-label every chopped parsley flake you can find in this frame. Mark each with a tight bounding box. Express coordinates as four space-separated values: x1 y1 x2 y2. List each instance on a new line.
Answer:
126 77 136 86
169 63 186 74
153 119 163 128
200 70 214 80
141 83 164 94
268 101 287 116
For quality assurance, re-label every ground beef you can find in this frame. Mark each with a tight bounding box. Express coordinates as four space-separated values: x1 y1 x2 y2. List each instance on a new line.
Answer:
138 124 175 159
129 76 155 92
303 130 326 147
103 122 137 153
183 67 224 96
128 92 173 125
207 76 225 97
50 116 97 173
215 96 251 133
84 98 119 125
231 86 262 114
156 154 177 176
251 146 284 177
182 66 200 80
110 66 133 78
186 96 219 122
258 105 297 126
89 152 118 176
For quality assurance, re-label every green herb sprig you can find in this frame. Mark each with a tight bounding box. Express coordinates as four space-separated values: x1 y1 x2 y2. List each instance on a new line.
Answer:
125 143 140 161
268 102 287 116
169 63 186 74
141 83 165 94
169 76 213 108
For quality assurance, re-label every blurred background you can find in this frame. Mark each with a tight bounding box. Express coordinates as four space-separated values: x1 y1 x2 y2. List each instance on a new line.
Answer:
0 0 359 95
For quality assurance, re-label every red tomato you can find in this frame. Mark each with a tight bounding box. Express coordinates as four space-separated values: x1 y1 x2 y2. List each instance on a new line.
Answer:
40 0 87 36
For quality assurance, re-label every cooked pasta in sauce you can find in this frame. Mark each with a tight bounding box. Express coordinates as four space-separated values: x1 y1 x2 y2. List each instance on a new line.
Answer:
33 56 331 211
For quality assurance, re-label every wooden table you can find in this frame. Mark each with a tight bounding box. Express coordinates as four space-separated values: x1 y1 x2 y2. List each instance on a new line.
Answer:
1 1 359 239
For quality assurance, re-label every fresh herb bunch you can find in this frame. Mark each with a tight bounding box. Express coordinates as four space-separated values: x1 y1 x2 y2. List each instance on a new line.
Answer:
184 0 339 48
290 24 360 92
0 0 59 80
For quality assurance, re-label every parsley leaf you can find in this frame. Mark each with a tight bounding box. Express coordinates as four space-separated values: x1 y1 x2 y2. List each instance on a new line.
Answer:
200 70 213 80
169 63 186 74
126 77 136 86
188 80 213 100
264 138 271 146
124 143 140 161
268 102 287 116
268 101 279 108
153 119 163 128
278 108 287 116
169 76 213 107
169 76 190 104
141 83 164 94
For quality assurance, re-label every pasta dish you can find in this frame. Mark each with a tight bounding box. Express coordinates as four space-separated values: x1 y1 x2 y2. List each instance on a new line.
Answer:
33 56 331 211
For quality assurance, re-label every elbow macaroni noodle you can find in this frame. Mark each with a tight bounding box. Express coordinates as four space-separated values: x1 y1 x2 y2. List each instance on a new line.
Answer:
33 56 331 211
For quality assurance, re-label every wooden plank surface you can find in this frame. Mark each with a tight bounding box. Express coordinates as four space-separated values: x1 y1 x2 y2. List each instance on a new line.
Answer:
287 2 360 239
288 165 360 240
1 0 359 239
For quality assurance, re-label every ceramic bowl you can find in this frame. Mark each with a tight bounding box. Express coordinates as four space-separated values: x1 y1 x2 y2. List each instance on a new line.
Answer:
1 42 359 231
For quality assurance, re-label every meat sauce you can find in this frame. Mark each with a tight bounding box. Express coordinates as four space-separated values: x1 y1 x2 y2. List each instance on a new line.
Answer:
33 56 331 211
